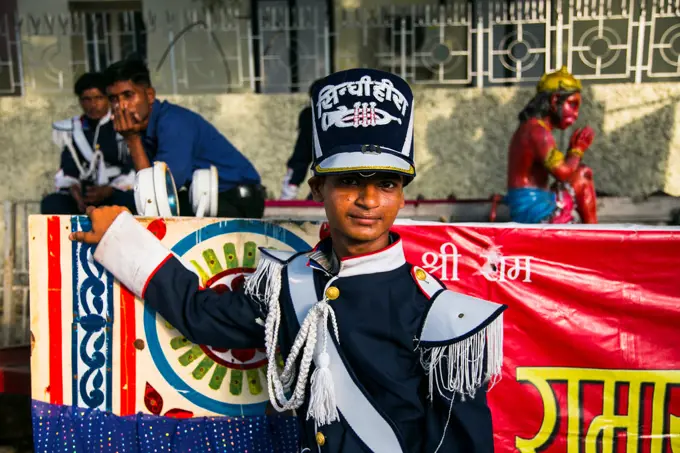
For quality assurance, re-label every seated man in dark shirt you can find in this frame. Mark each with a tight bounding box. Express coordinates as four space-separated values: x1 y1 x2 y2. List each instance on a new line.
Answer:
102 59 265 218
41 72 136 215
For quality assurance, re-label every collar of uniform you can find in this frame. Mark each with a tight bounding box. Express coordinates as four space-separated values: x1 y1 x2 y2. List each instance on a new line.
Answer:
81 110 112 129
306 233 405 278
307 240 340 274
99 110 112 125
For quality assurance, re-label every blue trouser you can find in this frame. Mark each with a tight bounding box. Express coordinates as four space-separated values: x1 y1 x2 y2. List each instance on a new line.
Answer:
504 188 557 223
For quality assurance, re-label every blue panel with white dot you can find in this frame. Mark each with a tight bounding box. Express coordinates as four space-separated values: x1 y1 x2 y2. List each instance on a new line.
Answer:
32 400 300 452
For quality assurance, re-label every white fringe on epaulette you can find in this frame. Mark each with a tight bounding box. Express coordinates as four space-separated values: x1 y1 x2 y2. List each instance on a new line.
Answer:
244 256 283 313
420 313 504 402
244 255 341 426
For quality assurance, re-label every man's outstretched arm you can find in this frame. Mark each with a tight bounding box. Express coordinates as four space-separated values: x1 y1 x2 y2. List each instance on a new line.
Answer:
71 207 265 348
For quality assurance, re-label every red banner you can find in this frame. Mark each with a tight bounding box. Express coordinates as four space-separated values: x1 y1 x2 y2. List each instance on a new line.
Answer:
394 224 680 453
27 217 680 452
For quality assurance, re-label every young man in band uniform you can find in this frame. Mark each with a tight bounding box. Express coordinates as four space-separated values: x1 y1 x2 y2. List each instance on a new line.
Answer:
72 69 505 452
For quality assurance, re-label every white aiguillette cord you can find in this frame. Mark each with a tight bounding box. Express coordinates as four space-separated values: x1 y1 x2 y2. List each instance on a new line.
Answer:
66 119 104 181
260 268 341 426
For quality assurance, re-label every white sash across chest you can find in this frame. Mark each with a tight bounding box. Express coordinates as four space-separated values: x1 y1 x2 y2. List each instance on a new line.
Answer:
285 255 405 453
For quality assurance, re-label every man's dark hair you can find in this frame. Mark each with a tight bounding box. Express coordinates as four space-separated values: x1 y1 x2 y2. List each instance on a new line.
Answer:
103 59 152 88
518 90 576 124
74 72 107 97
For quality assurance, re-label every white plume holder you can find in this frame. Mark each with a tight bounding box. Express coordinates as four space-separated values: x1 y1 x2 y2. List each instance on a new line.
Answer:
189 165 218 218
134 161 180 217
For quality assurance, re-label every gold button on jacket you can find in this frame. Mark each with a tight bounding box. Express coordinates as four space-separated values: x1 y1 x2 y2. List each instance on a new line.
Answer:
325 286 340 300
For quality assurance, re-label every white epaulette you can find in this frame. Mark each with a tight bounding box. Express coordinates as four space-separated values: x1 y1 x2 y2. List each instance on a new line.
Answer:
260 248 298 264
52 118 74 132
52 117 76 149
411 266 507 401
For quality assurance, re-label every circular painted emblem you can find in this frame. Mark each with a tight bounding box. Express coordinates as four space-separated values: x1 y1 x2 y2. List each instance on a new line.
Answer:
144 220 310 415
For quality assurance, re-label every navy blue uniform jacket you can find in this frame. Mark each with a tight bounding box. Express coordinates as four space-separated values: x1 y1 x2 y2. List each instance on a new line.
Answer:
93 212 506 453
52 113 134 191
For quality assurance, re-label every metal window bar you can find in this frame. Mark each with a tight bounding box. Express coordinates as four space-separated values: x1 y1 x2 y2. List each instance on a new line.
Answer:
0 0 679 95
0 14 18 95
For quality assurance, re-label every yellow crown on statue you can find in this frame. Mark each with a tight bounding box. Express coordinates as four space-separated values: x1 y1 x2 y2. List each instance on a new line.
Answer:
536 66 582 93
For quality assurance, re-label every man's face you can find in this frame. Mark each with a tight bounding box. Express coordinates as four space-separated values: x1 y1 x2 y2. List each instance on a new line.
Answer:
106 80 155 123
309 173 405 245
551 92 581 129
79 88 109 121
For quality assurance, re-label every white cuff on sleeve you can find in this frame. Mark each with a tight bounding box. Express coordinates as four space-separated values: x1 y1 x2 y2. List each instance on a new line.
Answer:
55 170 80 190
280 183 299 200
93 211 172 298
109 170 136 191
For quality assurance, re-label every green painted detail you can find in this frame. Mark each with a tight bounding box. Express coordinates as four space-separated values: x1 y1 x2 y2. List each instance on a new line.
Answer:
223 242 239 268
229 369 243 396
190 260 210 285
192 356 215 380
246 369 263 395
178 345 204 366
243 242 257 268
170 336 190 350
209 365 228 390
202 249 224 274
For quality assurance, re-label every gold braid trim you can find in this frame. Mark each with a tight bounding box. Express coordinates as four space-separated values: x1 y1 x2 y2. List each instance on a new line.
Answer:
314 163 415 175
544 148 565 170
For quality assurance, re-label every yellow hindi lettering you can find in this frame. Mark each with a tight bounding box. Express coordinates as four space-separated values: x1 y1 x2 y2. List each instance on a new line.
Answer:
671 414 680 453
515 367 680 453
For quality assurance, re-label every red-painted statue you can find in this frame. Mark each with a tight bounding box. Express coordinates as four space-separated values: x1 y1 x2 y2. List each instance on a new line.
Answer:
506 66 597 224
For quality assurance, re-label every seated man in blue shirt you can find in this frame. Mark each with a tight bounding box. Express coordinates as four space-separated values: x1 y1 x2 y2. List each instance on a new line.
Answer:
102 59 264 218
